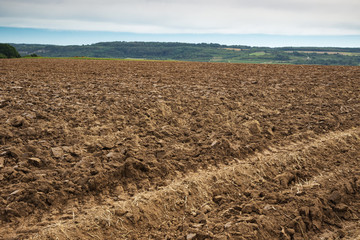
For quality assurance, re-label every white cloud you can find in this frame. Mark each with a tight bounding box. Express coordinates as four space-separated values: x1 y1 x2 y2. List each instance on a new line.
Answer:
0 0 359 35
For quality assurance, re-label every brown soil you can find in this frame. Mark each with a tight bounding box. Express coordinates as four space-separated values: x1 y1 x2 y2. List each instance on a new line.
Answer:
0 59 359 240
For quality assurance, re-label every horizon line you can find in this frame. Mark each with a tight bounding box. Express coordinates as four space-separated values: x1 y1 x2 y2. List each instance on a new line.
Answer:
1 27 360 48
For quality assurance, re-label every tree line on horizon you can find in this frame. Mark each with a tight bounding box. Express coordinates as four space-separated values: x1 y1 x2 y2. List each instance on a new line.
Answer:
2 42 360 66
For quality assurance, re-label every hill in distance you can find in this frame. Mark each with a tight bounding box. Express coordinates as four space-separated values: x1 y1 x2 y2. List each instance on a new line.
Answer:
9 41 360 66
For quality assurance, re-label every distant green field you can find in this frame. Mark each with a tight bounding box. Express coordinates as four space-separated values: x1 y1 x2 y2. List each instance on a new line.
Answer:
21 56 179 62
22 56 134 61
285 51 360 56
250 51 266 56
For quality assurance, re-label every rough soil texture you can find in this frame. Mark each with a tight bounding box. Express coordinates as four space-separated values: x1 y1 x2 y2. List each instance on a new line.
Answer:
0 59 359 239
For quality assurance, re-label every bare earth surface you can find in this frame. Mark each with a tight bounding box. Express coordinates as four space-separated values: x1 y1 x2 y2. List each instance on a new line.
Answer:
0 59 359 239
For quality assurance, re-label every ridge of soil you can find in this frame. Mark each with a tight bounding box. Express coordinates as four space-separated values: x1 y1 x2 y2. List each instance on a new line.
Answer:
29 127 360 240
26 128 360 239
0 59 359 239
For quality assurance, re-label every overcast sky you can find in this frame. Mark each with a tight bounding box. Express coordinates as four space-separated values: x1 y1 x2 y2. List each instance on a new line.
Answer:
1 0 360 46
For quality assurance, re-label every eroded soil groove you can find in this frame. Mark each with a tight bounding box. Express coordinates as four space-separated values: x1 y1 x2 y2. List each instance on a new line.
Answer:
0 59 359 239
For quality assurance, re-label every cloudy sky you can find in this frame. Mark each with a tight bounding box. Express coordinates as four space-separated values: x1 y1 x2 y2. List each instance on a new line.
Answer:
1 0 360 46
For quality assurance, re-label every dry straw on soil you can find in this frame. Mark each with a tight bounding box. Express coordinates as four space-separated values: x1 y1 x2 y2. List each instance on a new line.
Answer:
31 127 360 240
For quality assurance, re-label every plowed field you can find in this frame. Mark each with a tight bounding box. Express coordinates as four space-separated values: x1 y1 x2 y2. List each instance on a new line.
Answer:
0 59 359 240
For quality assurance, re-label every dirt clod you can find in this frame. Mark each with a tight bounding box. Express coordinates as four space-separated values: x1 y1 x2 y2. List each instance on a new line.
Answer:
7 116 28 127
51 147 63 158
328 190 342 204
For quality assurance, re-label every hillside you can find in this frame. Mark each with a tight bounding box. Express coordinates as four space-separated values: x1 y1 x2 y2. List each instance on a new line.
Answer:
10 42 360 65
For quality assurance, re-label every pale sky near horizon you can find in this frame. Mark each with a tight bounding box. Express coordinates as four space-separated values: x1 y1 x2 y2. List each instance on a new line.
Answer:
1 0 360 47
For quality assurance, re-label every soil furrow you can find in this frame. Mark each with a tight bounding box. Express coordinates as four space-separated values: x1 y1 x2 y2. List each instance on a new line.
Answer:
25 127 360 240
